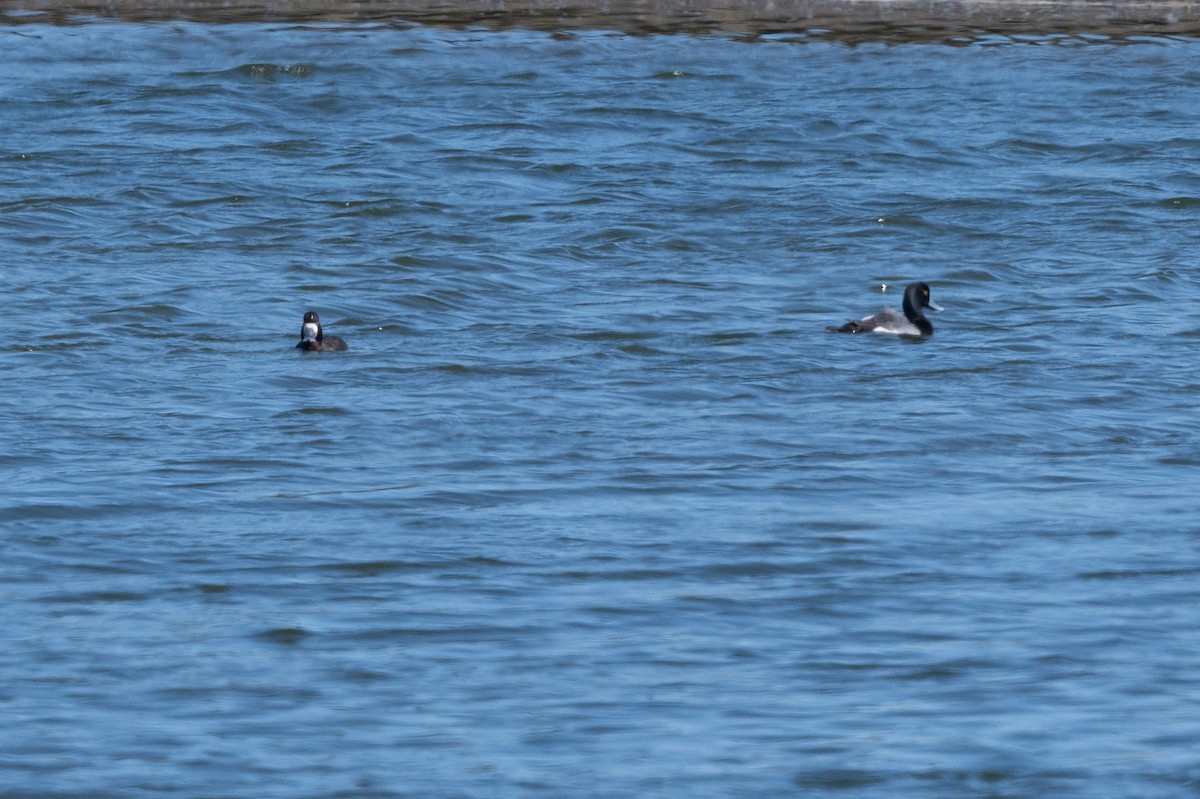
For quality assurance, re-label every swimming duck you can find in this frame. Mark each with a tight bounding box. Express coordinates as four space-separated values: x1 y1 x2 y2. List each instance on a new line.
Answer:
296 310 348 352
825 282 942 336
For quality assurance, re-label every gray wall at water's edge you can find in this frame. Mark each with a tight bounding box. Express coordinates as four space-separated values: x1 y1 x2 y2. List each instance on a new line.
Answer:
4 0 1200 39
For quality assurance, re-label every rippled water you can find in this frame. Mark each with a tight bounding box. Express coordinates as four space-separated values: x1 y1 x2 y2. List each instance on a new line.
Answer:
4 20 1200 798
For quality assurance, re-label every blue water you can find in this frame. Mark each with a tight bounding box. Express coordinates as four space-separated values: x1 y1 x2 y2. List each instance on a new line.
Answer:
4 20 1200 798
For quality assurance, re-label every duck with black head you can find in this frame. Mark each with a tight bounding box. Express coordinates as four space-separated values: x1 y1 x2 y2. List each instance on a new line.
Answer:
296 310 348 352
825 282 942 337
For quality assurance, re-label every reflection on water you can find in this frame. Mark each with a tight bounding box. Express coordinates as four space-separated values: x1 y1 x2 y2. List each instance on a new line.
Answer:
3 0 1200 40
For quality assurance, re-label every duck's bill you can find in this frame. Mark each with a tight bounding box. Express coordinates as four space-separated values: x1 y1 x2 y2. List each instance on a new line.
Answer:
301 322 320 342
927 300 944 312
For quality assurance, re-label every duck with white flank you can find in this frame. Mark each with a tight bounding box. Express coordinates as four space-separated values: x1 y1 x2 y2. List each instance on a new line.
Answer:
296 310 348 352
825 282 942 336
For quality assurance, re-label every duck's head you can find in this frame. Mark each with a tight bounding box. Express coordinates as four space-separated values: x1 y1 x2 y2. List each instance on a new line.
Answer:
301 310 322 343
903 282 943 317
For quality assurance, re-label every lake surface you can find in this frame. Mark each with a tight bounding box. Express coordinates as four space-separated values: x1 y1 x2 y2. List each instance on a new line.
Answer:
3 18 1200 798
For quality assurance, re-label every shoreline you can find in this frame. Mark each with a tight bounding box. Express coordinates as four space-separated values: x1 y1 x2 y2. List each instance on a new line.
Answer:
3 0 1200 38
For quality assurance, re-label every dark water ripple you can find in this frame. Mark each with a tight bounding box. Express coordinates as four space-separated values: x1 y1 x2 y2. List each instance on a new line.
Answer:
3 21 1200 799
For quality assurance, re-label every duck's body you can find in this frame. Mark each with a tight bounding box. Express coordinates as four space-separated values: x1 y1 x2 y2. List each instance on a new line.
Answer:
296 310 348 352
826 282 941 336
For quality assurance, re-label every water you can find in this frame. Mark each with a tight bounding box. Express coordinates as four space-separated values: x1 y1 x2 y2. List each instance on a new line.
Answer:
3 19 1200 798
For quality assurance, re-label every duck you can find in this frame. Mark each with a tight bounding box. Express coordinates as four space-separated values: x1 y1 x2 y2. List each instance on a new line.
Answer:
825 282 942 336
296 310 348 352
